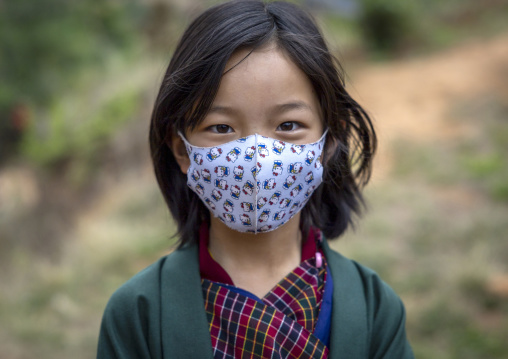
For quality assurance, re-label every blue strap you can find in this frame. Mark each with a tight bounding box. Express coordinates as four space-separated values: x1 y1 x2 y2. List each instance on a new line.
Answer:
313 265 333 347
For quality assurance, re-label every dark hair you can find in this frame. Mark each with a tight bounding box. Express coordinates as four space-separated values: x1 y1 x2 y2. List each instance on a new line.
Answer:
149 0 376 247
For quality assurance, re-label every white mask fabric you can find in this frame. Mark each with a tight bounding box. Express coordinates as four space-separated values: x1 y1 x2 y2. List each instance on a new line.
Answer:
179 131 327 233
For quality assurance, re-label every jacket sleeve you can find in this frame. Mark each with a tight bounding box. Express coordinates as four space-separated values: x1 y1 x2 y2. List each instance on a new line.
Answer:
361 265 414 359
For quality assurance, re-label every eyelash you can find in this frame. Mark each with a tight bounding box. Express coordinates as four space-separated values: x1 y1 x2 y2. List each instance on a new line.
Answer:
209 124 233 134
208 121 302 133
277 122 301 131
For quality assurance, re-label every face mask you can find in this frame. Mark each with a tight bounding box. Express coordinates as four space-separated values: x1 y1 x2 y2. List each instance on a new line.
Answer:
179 131 327 233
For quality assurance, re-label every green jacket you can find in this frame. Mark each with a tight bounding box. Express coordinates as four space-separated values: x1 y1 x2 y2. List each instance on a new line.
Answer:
97 239 414 358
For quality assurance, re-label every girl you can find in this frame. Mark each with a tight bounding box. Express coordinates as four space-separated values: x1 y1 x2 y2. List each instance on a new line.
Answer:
97 1 414 358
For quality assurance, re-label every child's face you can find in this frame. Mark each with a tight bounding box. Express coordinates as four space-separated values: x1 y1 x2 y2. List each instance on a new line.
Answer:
185 45 324 148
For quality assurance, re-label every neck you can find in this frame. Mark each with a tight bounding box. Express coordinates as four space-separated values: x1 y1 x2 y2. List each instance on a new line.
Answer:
208 214 302 297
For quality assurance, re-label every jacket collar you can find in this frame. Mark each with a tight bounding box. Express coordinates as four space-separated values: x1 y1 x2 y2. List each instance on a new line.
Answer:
321 238 368 358
160 242 214 359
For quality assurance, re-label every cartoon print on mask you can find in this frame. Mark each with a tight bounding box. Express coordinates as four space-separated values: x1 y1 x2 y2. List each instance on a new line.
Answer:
259 225 272 232
194 153 203 165
242 181 255 195
272 140 285 155
283 175 297 190
290 184 303 197
231 185 241 199
244 146 256 161
180 130 327 233
305 185 317 198
201 169 211 183
204 198 216 210
305 150 315 165
258 143 269 158
269 191 281 205
263 178 276 190
241 202 254 212
273 210 286 221
223 199 234 213
259 209 271 223
195 183 205 196
226 147 241 162
211 189 222 201
288 162 303 174
272 160 283 176
240 214 252 226
289 201 301 214
191 169 200 181
206 147 222 161
305 171 314 184
233 166 244 181
279 198 291 208
215 179 229 190
215 166 230 177
257 197 267 209
223 213 235 223
291 144 305 154
251 162 261 179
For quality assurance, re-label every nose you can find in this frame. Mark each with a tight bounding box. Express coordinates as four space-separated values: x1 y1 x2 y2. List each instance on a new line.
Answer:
237 122 274 139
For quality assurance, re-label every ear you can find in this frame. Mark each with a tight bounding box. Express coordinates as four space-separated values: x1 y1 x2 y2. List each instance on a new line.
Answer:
170 134 191 174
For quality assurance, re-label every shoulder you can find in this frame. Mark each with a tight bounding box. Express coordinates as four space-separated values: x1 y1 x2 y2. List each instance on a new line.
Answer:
104 256 167 312
97 244 206 359
97 252 189 359
104 243 197 310
324 244 414 358
97 256 168 358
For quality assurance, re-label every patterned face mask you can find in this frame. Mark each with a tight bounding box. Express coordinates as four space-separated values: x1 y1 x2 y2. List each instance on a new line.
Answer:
179 131 327 233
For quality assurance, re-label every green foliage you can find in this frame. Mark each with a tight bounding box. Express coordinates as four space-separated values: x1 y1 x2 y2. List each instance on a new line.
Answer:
20 88 141 168
0 0 142 107
357 0 418 55
335 0 508 58
0 0 145 162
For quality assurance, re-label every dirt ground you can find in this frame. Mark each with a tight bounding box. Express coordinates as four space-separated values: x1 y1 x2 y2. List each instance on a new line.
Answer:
348 33 508 181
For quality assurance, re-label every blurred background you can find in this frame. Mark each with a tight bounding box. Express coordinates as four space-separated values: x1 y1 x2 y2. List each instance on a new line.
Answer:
1 0 507 358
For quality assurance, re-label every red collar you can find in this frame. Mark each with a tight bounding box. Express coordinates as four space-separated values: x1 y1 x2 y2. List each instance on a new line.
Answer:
199 223 320 285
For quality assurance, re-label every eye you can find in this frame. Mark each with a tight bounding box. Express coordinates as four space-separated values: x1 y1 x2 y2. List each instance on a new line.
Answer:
277 122 300 132
210 124 233 134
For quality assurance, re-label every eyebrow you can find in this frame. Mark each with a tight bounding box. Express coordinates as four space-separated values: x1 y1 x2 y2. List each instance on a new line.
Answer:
208 101 313 116
272 101 313 114
208 105 237 115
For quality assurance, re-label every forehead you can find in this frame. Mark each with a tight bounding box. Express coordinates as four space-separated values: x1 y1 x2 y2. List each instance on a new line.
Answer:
213 45 319 113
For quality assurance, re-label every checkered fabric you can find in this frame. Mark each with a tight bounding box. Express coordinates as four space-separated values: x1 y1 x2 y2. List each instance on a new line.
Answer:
202 258 328 358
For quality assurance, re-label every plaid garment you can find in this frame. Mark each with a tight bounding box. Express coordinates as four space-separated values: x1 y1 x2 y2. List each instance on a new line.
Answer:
202 258 328 359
